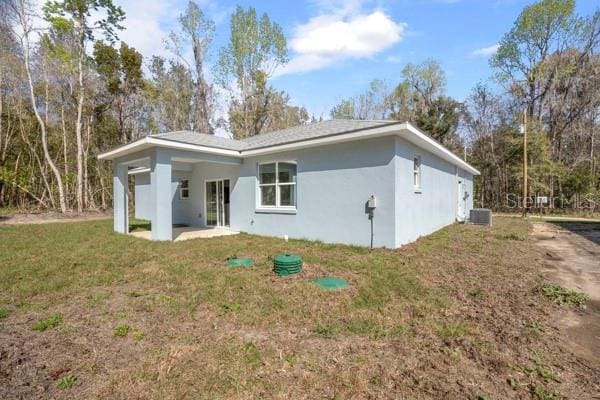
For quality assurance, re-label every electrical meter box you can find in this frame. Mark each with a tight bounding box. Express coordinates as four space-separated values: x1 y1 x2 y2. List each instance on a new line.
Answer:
367 195 376 209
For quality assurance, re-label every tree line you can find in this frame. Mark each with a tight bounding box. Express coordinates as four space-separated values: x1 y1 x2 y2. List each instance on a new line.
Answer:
0 0 309 211
0 0 598 213
330 0 599 212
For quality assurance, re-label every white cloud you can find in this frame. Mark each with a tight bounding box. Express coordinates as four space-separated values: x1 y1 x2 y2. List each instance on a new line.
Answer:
275 10 406 77
472 43 500 57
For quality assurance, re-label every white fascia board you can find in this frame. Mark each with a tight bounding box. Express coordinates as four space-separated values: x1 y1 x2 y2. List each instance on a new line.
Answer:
128 167 150 175
98 136 241 160
98 137 149 160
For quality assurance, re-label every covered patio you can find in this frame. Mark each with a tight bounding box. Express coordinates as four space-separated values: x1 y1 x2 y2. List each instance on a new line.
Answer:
102 142 242 241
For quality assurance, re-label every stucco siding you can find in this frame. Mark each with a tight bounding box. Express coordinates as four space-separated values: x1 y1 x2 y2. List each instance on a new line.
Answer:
134 173 152 220
131 135 474 248
231 137 397 248
394 136 473 247
134 170 194 225
171 171 193 225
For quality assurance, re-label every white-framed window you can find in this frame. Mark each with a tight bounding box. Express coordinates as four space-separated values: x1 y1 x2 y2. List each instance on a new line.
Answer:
179 179 189 199
413 155 421 190
258 161 297 208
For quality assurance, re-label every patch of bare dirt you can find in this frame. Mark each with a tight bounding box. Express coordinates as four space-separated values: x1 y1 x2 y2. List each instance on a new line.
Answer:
0 211 111 225
0 289 156 399
532 222 600 366
408 224 599 399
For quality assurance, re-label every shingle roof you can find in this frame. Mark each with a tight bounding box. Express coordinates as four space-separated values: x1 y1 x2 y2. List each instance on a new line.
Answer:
149 120 402 151
150 130 245 151
100 119 479 175
239 119 399 149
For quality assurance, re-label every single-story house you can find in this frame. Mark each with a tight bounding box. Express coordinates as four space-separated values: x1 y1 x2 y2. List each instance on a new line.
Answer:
98 120 479 248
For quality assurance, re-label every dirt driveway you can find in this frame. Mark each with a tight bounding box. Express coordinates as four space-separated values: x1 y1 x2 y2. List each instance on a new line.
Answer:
532 221 600 365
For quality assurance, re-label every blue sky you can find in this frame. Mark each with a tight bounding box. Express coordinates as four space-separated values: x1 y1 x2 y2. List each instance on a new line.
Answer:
49 0 598 118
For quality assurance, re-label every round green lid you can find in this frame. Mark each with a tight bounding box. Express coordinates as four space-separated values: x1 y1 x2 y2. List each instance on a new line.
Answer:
314 277 348 290
274 253 302 265
227 258 253 267
274 268 301 276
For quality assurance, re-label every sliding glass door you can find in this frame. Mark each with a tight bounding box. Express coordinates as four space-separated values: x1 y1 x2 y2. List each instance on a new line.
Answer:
205 179 230 227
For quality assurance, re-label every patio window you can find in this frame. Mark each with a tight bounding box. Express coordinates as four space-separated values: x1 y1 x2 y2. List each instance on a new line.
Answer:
179 179 189 199
258 162 296 208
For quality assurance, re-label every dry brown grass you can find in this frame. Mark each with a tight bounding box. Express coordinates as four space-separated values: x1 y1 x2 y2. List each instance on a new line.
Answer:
0 217 598 399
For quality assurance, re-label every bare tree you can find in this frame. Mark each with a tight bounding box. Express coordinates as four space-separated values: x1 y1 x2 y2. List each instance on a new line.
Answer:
7 0 67 212
166 0 215 133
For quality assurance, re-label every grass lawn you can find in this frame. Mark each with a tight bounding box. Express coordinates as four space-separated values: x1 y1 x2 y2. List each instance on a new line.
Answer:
0 217 597 399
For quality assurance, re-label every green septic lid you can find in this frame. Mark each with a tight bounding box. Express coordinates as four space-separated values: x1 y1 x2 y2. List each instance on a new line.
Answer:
274 253 302 265
274 267 302 273
314 277 348 290
274 268 301 276
227 258 253 267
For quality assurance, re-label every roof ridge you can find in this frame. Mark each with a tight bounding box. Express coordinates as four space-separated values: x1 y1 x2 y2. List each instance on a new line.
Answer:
150 120 402 142
239 119 400 143
238 121 324 143
151 130 190 136
152 130 241 142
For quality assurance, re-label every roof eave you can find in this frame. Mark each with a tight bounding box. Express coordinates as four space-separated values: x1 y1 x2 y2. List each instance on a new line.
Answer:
97 137 149 161
402 123 480 176
97 122 480 176
97 136 242 161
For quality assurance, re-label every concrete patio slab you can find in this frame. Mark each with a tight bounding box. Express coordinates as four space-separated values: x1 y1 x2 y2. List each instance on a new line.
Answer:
130 226 239 242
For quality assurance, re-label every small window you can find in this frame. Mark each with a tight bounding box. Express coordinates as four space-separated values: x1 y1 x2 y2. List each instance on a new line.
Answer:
179 179 189 199
258 162 297 208
413 155 421 190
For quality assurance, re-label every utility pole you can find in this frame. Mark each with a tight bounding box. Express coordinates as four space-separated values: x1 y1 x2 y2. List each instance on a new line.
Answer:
522 109 528 218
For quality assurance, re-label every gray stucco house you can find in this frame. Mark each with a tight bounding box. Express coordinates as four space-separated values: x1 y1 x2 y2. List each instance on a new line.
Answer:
99 120 478 248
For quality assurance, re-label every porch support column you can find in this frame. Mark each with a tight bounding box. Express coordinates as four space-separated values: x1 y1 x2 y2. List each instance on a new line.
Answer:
112 162 128 234
150 148 172 241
